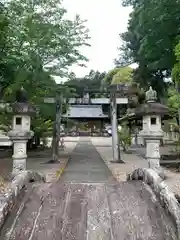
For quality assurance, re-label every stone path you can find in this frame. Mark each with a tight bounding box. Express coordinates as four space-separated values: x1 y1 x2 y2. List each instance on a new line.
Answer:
0 138 178 239
60 138 115 183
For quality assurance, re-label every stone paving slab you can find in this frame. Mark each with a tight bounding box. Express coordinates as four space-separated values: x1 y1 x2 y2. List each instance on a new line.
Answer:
1 181 177 240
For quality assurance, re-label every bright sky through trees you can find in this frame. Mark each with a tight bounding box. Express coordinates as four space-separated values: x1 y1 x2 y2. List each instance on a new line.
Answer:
55 0 132 82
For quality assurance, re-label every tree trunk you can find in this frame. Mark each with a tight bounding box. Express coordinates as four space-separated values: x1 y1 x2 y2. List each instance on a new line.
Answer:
51 122 58 162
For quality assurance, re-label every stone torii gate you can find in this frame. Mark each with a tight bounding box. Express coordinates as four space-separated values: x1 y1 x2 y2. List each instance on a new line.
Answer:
44 94 63 162
44 84 129 163
80 85 129 163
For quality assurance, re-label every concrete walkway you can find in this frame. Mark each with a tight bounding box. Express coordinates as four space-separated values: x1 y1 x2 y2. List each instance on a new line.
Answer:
60 138 115 183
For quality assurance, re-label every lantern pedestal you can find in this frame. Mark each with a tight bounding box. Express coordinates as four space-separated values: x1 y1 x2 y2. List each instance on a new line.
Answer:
8 130 34 177
140 128 164 170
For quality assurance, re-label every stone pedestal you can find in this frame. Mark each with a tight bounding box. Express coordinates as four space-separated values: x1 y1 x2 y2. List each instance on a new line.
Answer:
8 130 34 176
139 111 164 170
140 127 164 171
145 138 161 169
110 92 121 162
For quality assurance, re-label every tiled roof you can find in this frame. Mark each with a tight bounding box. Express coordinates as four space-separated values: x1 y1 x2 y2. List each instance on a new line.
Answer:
63 105 109 118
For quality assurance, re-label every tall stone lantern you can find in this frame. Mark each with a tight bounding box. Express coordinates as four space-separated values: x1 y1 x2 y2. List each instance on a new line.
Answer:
119 86 171 172
139 86 169 170
8 87 35 177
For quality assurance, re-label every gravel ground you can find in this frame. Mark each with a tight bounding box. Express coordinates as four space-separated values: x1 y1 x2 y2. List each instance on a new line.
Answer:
0 141 78 190
91 137 180 196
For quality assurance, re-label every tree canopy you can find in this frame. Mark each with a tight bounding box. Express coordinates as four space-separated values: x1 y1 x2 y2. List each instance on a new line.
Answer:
0 0 90 142
64 70 106 97
172 41 180 87
103 66 133 90
117 0 180 97
103 68 121 86
168 41 180 121
111 67 133 85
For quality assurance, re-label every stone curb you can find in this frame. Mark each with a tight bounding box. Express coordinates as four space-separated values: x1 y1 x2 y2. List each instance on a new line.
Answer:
127 168 180 239
98 157 127 182
55 143 78 181
0 170 44 230
56 157 71 181
94 149 121 181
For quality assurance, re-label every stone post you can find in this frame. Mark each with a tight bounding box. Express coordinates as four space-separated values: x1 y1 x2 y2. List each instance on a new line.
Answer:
110 92 122 163
8 87 35 177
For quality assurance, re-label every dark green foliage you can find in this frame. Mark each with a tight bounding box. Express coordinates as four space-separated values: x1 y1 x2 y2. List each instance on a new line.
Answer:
0 0 90 142
64 70 106 97
117 0 180 97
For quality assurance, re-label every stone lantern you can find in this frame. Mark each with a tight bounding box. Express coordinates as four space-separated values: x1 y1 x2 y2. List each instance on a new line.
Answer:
119 86 171 172
8 87 35 177
138 86 169 170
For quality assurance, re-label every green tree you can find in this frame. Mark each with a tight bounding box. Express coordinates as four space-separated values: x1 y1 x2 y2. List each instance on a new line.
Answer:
111 67 133 84
64 70 106 97
0 3 17 91
3 0 90 78
167 86 179 117
103 68 120 86
117 0 180 97
172 42 180 86
118 123 131 152
169 41 180 124
0 0 90 95
0 0 90 147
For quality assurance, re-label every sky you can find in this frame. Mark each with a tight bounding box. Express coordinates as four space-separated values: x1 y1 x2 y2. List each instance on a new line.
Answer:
55 0 132 82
